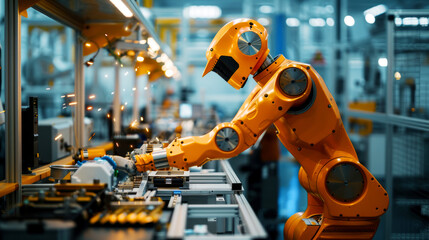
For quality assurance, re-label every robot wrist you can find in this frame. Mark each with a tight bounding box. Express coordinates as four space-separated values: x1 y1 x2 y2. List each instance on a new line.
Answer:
151 149 170 169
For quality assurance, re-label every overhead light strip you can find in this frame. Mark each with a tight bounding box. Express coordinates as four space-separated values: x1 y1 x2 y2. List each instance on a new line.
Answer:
109 0 133 18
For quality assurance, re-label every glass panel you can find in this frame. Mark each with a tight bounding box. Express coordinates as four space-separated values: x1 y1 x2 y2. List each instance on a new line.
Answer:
21 9 75 166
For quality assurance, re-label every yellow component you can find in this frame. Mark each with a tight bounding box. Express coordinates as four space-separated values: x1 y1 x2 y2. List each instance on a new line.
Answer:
75 148 106 161
18 0 42 17
175 125 183 138
349 101 376 136
155 18 181 25
144 0 153 8
89 212 103 224
117 211 129 224
99 212 111 224
109 209 124 224
126 209 142 224
137 211 148 224
149 70 165 82
135 18 389 239
134 56 162 80
81 23 132 56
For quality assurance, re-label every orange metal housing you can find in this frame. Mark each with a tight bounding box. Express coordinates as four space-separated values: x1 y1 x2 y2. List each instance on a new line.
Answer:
202 18 270 89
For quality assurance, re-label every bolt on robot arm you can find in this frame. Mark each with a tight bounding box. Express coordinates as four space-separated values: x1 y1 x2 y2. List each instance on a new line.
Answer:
133 19 389 239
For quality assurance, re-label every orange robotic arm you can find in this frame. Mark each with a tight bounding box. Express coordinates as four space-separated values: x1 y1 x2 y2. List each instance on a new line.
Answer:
134 62 312 171
134 18 389 239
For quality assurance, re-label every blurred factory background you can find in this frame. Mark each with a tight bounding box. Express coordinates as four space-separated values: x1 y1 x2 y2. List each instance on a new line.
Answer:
0 0 429 239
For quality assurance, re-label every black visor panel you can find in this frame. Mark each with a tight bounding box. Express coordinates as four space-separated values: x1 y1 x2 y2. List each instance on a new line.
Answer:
212 56 239 82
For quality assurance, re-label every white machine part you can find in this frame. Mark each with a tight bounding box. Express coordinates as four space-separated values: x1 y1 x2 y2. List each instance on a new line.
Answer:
71 160 114 189
39 117 94 163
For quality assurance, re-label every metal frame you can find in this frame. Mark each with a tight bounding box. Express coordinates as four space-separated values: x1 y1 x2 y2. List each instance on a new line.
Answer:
74 35 85 148
113 63 121 135
344 10 429 240
5 0 22 208
113 160 266 239
384 13 395 240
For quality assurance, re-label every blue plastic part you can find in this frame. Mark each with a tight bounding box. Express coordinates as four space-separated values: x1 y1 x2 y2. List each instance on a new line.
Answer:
173 191 181 196
92 156 117 169
76 160 87 167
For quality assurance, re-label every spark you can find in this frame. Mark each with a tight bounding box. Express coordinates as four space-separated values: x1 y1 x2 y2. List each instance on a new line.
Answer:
107 113 111 118
88 94 96 99
115 142 119 147
98 108 102 111
121 105 125 111
87 106 93 111
67 94 75 97
105 74 108 78
140 117 144 121
54 134 63 141
135 68 138 72
88 132 96 141
155 137 159 142
124 71 129 76
145 127 149 132
69 102 77 106
46 88 51 91
111 92 114 95
130 120 138 128
144 87 148 90
132 87 136 91
61 95 65 98
0 110 5 114
85 42 92 47
124 102 128 105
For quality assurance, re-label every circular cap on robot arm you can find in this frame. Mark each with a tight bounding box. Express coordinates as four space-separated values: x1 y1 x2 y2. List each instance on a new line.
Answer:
202 18 270 90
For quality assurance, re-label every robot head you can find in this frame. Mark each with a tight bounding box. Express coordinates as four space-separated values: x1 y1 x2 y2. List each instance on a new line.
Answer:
202 18 270 89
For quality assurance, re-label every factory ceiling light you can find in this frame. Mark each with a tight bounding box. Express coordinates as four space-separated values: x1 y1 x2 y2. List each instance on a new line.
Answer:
364 4 387 17
365 14 376 24
286 18 300 27
309 18 325 27
378 58 388 67
344 15 355 27
109 0 133 18
259 5 273 14
186 6 222 19
326 18 335 26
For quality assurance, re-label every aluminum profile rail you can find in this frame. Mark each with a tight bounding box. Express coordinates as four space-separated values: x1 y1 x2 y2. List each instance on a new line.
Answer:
125 0 172 57
233 193 267 239
187 204 239 218
32 0 84 31
167 203 188 239
220 160 243 191
346 109 429 132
